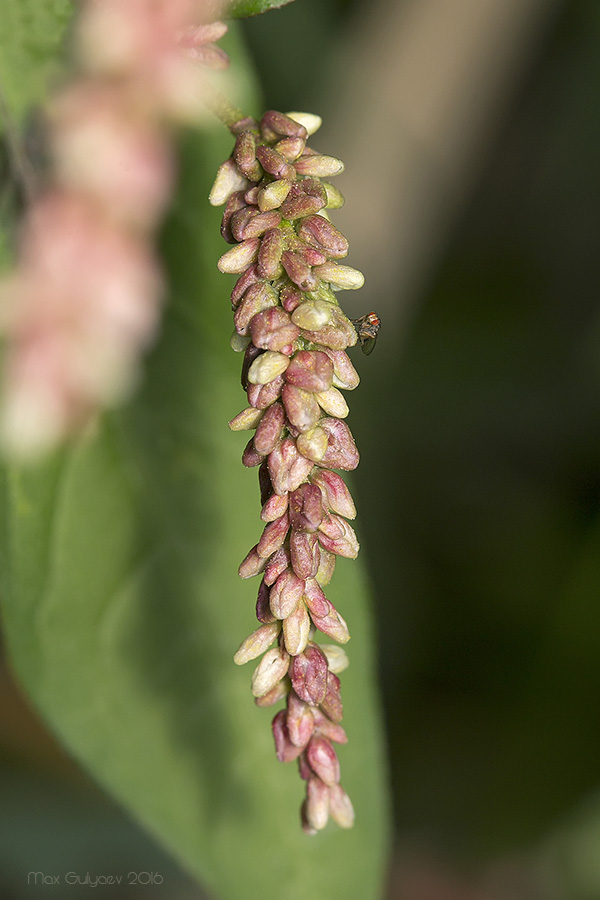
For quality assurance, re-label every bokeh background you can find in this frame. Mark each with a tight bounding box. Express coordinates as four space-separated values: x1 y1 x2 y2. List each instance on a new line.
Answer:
2 0 600 897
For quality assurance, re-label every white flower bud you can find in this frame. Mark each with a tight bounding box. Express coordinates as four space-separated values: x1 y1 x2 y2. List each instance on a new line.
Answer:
251 646 289 697
209 159 250 206
313 263 365 290
320 644 350 674
296 426 328 462
315 387 349 418
228 407 264 431
234 622 281 665
285 112 322 136
291 299 332 331
247 351 290 385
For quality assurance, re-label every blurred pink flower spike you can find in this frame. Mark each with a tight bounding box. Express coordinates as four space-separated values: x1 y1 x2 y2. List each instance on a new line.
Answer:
0 0 231 461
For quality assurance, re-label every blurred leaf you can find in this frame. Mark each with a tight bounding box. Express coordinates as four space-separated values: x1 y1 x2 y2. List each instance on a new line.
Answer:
0 16 389 900
227 0 296 18
0 0 72 125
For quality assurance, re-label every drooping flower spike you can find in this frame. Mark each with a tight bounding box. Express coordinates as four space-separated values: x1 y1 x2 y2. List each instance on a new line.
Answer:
211 109 366 833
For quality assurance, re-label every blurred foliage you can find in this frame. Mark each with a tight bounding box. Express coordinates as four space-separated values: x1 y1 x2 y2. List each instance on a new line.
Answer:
227 0 296 17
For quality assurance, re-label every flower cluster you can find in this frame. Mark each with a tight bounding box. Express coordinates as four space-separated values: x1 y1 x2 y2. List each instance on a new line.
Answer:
211 110 365 833
0 0 229 460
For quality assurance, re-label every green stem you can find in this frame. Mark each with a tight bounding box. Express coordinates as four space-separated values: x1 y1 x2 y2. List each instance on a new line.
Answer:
206 90 246 132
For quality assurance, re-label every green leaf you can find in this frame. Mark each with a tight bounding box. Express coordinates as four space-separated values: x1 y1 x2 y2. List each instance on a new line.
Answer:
0 0 73 125
0 16 389 900
227 0 296 18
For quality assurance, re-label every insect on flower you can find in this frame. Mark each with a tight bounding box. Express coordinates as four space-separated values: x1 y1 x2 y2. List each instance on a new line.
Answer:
351 311 381 355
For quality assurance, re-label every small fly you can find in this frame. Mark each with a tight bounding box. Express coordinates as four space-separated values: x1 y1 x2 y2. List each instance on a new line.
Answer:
351 311 381 355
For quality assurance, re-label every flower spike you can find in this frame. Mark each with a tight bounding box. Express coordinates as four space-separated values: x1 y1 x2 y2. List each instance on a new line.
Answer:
215 110 365 833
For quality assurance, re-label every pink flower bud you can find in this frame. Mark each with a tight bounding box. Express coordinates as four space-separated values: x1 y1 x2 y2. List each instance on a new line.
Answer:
257 227 285 279
230 264 261 308
238 545 266 579
311 607 351 644
295 245 328 267
241 437 264 468
256 577 276 624
251 646 290 698
320 672 343 723
322 348 360 390
256 145 295 181
302 577 332 618
284 350 334 393
218 237 260 274
274 136 306 161
311 470 357 519
230 207 258 243
247 376 284 409
312 709 348 744
264 547 291 586
250 307 300 353
280 180 326 219
283 601 311 655
268 437 314 495
257 512 290 558
221 191 248 244
289 483 325 533
280 283 303 313
234 282 278 335
290 530 320 579
255 680 288 707
290 645 328 705
270 569 304 619
317 515 359 559
306 735 340 786
319 418 360 470
305 776 330 831
281 384 321 433
281 251 319 292
233 131 261 181
260 491 289 523
234 622 281 665
286 691 315 748
253 400 285 455
298 751 312 781
328 784 355 829
318 513 345 540
272 710 303 762
261 110 308 141
297 216 349 259
241 210 282 240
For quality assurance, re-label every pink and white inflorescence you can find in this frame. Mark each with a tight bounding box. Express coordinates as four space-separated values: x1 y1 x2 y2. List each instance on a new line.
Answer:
211 110 366 833
0 0 229 459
